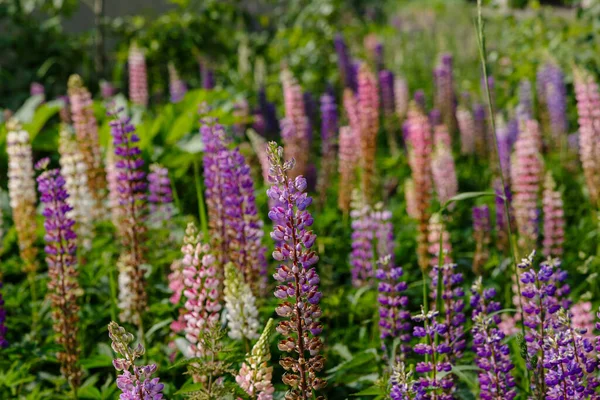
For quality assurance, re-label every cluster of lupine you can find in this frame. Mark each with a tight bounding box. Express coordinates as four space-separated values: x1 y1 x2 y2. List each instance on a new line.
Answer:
280 69 310 178
168 62 187 103
236 318 276 400
538 62 568 142
128 43 149 107
147 163 174 227
223 262 260 341
316 93 338 204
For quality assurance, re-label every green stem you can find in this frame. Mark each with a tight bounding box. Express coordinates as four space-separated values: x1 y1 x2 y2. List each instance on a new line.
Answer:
193 158 209 236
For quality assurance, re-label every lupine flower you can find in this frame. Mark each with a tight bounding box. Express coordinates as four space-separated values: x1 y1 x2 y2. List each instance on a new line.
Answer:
180 223 221 357
364 34 383 70
36 162 82 388
434 53 457 132
473 103 488 157
58 124 95 250
317 94 338 205
472 205 491 275
58 95 71 124
266 142 326 398
280 70 310 178
110 110 148 325
457 105 475 154
0 282 8 349
167 259 184 306
357 64 380 200
537 63 567 142
430 263 466 362
518 252 570 397
411 307 455 398
128 43 149 107
404 178 418 219
100 80 116 99
542 173 564 257
389 362 414 400
236 318 276 400
511 119 543 250
405 104 433 270
574 69 600 204
496 115 511 182
68 74 106 205
257 87 279 137
30 82 44 98
571 301 594 338
201 63 216 89
343 88 361 139
108 321 164 400
427 214 452 268
224 263 260 341
470 278 517 400
377 255 411 360
349 194 375 287
413 90 426 112
394 76 409 121
334 34 356 91
247 129 271 184
494 178 513 252
6 119 38 273
338 126 358 213
168 62 187 103
517 79 533 123
147 164 174 227
431 135 457 206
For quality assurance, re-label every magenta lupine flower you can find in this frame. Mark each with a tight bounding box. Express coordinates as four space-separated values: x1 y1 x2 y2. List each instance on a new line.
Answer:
334 33 356 91
147 164 173 227
180 223 221 357
36 162 82 387
0 282 7 349
472 205 491 274
470 278 517 400
574 69 600 204
433 53 456 132
457 106 475 154
411 307 455 399
128 43 149 107
168 63 187 103
542 173 564 257
281 70 310 178
109 110 148 325
511 119 543 250
430 263 466 361
394 76 409 121
108 321 164 400
266 142 326 397
537 63 567 141
30 82 44 98
100 80 116 99
317 94 338 204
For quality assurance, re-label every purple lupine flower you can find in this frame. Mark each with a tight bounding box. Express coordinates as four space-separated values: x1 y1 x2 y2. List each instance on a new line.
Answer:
538 63 568 141
36 163 82 387
471 278 517 400
507 118 519 149
201 64 215 89
267 142 326 397
147 164 174 226
334 33 356 91
30 82 44 98
168 63 187 103
411 307 455 398
472 205 490 275
317 94 338 204
109 110 148 325
434 53 457 132
494 178 512 252
473 103 487 157
257 87 279 137
380 70 395 118
100 80 116 99
0 282 7 349
108 321 164 400
430 263 466 361
390 362 414 400
517 79 533 122
414 89 426 111
350 200 374 287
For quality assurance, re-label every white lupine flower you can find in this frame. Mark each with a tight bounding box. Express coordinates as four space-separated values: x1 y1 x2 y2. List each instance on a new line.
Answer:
224 263 260 341
117 253 136 324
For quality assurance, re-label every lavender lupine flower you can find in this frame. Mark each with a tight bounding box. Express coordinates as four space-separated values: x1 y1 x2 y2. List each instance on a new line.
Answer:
542 173 565 258
394 76 409 121
574 69 600 204
266 142 326 398
201 63 215 89
350 195 375 287
457 106 475 155
100 80 116 99
236 318 276 400
434 54 457 133
224 263 260 341
543 310 598 399
337 126 358 213
108 321 164 400
179 223 221 357
281 70 310 178
0 282 7 349
147 164 173 227
473 103 488 157
36 163 82 388
68 74 106 205
517 79 534 123
109 111 148 325
168 62 187 103
470 278 517 400
511 119 543 250
316 94 338 205
58 124 95 250
6 119 38 272
30 82 44 98
128 43 149 107
411 307 455 399
377 255 411 359
538 63 568 142
472 205 491 275
334 34 356 91
430 263 466 362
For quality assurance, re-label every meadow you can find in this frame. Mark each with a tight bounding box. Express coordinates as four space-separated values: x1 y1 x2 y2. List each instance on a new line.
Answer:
1 0 600 399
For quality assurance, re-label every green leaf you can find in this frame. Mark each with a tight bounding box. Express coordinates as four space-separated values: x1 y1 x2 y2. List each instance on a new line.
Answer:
326 349 378 374
13 95 45 124
350 385 385 396
79 355 114 369
77 385 102 399
24 100 62 140
441 191 497 211
165 109 197 145
174 381 205 394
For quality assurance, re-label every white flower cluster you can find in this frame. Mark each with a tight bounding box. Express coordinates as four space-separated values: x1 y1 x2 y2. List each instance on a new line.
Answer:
224 263 260 341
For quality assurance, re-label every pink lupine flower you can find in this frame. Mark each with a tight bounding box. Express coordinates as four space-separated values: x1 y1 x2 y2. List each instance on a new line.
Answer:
394 76 409 121
574 69 600 204
167 259 184 305
457 106 475 155
404 178 419 219
128 43 149 107
542 173 565 257
357 64 380 200
280 69 310 177
431 123 458 206
236 319 275 400
338 126 358 213
570 301 594 338
427 214 452 267
511 119 543 250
